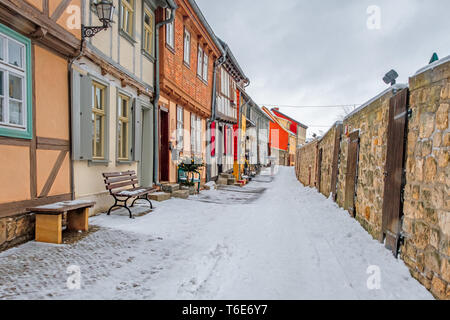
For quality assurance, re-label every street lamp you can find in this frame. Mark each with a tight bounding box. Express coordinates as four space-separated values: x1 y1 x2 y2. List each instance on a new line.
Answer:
82 0 115 39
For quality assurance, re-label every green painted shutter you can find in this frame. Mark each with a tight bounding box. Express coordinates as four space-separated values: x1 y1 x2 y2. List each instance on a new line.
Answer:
132 98 142 162
71 70 93 160
79 73 93 160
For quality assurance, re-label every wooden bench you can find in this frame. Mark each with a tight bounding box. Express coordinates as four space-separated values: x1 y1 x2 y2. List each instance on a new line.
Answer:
102 170 156 219
28 200 95 244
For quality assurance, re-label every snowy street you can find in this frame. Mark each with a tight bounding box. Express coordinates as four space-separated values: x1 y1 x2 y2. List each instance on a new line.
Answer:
0 167 433 300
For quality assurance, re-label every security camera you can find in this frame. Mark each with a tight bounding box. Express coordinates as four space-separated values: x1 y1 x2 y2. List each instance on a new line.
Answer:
383 69 399 86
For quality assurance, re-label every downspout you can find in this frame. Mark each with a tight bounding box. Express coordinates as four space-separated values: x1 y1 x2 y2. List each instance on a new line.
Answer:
68 34 86 200
153 1 177 185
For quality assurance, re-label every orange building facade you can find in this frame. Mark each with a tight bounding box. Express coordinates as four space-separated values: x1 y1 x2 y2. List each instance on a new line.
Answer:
0 0 81 250
157 0 223 183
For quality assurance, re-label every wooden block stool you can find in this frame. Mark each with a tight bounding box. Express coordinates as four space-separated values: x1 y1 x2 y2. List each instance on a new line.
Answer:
28 200 95 244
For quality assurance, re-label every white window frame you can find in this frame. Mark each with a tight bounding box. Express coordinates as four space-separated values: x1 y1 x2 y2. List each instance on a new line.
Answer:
165 9 174 48
0 34 27 131
183 28 191 65
197 46 203 76
202 53 208 82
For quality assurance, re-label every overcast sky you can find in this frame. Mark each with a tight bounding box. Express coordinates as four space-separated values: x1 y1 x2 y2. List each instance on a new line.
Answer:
196 0 450 137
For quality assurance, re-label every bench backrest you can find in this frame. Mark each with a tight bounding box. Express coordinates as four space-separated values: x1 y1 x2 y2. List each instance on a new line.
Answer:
102 170 138 194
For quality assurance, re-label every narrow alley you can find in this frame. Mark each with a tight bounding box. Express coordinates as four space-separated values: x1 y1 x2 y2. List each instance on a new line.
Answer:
0 167 433 300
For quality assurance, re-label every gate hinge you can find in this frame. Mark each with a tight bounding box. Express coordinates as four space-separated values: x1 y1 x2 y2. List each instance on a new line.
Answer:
407 109 413 119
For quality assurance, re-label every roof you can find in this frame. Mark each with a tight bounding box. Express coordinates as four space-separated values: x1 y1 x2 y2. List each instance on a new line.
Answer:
271 108 308 129
217 38 249 83
187 0 226 58
261 107 296 137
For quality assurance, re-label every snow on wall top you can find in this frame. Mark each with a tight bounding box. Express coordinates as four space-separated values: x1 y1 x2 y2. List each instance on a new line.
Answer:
414 55 450 76
344 84 408 121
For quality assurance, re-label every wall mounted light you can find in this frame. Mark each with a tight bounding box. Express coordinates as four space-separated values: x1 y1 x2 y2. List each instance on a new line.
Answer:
82 0 115 39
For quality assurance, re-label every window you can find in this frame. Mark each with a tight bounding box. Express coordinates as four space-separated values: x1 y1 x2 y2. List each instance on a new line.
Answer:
183 28 191 65
197 46 203 76
0 26 31 139
143 8 154 56
165 9 174 48
176 106 184 151
120 0 134 37
202 53 208 81
118 94 130 160
92 82 106 159
196 46 208 82
190 114 201 154
221 68 230 97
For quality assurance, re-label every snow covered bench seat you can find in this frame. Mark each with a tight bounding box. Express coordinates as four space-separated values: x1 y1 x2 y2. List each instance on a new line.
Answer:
102 170 156 219
28 200 95 244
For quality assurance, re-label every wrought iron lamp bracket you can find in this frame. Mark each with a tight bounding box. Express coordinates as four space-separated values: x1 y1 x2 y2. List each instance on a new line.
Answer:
81 24 109 39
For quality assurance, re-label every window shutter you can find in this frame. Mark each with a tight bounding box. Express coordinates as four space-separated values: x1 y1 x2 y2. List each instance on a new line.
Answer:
74 73 93 161
133 99 142 162
211 121 216 157
71 69 81 160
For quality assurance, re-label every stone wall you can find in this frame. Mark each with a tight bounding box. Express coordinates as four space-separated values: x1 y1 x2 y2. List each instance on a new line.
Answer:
295 140 318 187
401 60 450 300
336 88 395 239
317 123 341 198
0 213 35 252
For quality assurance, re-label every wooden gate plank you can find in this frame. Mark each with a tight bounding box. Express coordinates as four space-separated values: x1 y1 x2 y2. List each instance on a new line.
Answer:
344 131 360 217
381 88 409 256
331 124 343 200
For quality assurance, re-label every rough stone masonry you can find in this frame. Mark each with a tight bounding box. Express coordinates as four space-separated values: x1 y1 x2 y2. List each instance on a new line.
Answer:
295 58 450 300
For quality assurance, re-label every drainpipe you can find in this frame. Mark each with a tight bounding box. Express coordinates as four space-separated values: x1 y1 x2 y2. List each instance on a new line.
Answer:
67 37 85 200
153 0 177 185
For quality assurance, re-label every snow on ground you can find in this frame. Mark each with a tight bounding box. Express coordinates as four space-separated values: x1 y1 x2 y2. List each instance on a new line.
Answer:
0 167 433 300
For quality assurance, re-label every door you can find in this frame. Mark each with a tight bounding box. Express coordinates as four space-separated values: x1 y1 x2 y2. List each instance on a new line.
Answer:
344 131 360 217
140 107 153 187
381 88 409 256
330 124 343 201
159 109 170 182
218 125 223 175
308 166 312 186
317 148 323 193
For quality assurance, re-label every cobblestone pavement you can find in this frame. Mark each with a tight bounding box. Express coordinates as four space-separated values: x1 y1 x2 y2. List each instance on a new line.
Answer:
0 183 267 300
0 227 174 299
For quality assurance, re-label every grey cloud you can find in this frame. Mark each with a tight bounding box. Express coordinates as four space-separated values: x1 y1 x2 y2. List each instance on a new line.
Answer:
196 0 450 136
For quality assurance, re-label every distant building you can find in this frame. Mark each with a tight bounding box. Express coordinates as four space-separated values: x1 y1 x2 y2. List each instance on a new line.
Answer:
262 107 308 166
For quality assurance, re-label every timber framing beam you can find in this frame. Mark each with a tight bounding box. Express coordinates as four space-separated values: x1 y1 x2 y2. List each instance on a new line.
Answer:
0 1 80 58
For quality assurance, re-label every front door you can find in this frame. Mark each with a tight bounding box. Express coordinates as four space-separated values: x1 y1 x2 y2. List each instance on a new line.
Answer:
344 131 360 217
140 107 153 187
381 88 409 256
218 125 223 175
159 109 170 182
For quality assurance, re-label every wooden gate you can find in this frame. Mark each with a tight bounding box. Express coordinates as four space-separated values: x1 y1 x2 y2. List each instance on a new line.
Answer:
344 131 360 217
330 124 343 200
381 88 409 256
317 148 323 192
